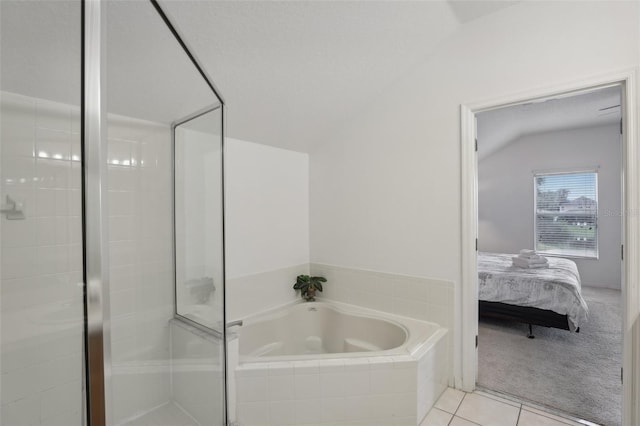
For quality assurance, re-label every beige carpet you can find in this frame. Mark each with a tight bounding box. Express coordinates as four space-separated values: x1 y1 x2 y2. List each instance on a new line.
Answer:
477 286 622 426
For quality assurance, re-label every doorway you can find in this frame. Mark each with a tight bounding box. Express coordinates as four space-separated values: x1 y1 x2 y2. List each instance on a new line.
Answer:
475 85 622 425
460 73 639 426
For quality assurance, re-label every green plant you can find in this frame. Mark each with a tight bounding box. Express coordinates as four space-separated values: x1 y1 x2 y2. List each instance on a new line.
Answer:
293 275 327 301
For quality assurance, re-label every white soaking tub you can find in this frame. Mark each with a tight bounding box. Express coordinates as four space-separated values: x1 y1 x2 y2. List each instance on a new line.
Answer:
231 300 450 426
239 301 434 360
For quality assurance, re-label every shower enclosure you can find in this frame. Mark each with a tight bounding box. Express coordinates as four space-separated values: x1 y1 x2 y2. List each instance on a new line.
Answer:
0 1 227 425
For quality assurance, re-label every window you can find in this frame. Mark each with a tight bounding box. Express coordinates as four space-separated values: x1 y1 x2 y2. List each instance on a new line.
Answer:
534 170 598 258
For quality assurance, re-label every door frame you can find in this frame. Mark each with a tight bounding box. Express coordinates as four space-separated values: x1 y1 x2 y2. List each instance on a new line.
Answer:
82 1 228 424
459 68 639 425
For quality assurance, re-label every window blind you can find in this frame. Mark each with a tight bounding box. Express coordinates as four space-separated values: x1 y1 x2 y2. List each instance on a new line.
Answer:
534 171 598 258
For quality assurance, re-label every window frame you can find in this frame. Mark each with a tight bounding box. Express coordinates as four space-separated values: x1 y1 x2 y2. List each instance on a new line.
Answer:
533 169 599 260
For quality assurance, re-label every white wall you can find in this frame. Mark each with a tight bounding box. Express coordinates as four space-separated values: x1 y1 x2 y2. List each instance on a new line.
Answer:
225 138 310 320
309 0 638 383
478 125 622 288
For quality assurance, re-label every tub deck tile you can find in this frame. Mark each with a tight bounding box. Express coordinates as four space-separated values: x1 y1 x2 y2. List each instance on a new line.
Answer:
268 361 294 375
318 358 345 373
293 360 319 375
343 357 370 371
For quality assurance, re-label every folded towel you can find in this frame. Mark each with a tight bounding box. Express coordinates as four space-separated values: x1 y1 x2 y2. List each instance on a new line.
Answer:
526 256 548 264
513 255 548 263
519 250 547 260
512 256 549 269
515 250 547 262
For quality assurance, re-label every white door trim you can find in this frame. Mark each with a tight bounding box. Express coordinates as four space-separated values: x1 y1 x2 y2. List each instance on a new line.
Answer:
459 68 639 425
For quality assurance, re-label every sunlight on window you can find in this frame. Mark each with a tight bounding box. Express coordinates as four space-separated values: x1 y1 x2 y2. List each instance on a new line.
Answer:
534 171 598 258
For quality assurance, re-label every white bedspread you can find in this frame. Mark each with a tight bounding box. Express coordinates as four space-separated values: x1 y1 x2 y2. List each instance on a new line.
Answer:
478 252 589 331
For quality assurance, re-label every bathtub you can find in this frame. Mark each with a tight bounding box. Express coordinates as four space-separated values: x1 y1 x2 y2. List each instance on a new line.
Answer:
231 300 450 426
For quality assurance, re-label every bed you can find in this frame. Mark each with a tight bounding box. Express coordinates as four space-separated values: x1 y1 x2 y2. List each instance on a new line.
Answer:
478 252 589 335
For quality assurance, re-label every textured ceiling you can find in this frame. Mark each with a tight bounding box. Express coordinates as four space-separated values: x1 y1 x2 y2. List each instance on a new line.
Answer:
1 0 520 152
0 1 82 106
477 86 622 159
160 0 464 151
0 1 219 124
448 0 520 23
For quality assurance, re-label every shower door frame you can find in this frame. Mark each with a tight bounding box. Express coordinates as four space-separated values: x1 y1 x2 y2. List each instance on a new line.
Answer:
83 1 110 424
82 1 227 425
171 103 228 425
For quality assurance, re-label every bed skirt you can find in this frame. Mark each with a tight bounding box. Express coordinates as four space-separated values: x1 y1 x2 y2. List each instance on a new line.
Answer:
479 300 576 332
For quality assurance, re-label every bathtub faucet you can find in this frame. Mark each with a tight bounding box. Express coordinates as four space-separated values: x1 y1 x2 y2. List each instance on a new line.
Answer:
227 319 243 328
184 277 215 304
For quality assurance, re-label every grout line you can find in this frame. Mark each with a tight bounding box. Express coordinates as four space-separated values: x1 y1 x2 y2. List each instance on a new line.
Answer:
438 387 597 426
478 386 602 426
453 394 484 426
455 392 467 415
454 414 483 425
172 400 201 426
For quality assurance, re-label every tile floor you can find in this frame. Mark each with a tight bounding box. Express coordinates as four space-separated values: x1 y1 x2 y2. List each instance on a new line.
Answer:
421 388 594 426
124 387 594 426
123 402 198 426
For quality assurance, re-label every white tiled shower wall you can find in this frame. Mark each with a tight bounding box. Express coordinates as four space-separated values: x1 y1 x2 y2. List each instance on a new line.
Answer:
0 91 176 425
1 92 84 425
170 320 224 426
107 115 174 424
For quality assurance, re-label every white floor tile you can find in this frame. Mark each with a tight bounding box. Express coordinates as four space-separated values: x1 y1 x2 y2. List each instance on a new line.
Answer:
439 388 598 426
450 416 480 426
518 409 576 426
456 393 520 426
433 387 465 414
420 407 453 426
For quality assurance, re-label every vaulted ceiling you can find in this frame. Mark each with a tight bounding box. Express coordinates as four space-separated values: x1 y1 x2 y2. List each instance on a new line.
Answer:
1 0 520 152
477 86 622 159
161 0 519 151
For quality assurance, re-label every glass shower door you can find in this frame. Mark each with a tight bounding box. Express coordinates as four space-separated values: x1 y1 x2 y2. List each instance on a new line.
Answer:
173 107 226 425
1 2 227 424
105 1 226 425
0 1 85 425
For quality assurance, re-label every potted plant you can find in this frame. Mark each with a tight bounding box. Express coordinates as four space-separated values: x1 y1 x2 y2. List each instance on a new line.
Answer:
293 275 327 301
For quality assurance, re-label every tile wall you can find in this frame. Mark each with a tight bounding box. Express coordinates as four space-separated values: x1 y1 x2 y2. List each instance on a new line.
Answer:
311 263 455 378
0 91 177 425
1 92 84 425
170 320 224 426
235 330 449 426
107 115 174 424
226 263 310 321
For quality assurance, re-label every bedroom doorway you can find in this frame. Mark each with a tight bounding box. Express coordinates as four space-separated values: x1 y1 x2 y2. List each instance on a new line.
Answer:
474 85 623 425
454 75 640 425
